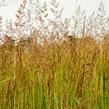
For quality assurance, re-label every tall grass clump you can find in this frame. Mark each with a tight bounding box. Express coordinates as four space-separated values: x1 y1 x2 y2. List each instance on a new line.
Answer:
0 0 109 109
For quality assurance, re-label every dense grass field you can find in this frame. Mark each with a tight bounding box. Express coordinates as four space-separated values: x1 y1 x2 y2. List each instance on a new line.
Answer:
0 34 109 109
0 0 109 108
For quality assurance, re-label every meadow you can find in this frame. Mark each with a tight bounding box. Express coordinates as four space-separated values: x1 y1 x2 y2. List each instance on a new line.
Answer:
0 34 109 109
0 0 109 109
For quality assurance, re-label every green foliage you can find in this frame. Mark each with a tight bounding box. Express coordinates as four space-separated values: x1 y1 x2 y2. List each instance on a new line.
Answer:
0 35 109 109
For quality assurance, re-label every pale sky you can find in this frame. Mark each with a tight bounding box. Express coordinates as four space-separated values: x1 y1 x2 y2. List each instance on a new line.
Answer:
0 0 21 19
0 0 109 21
